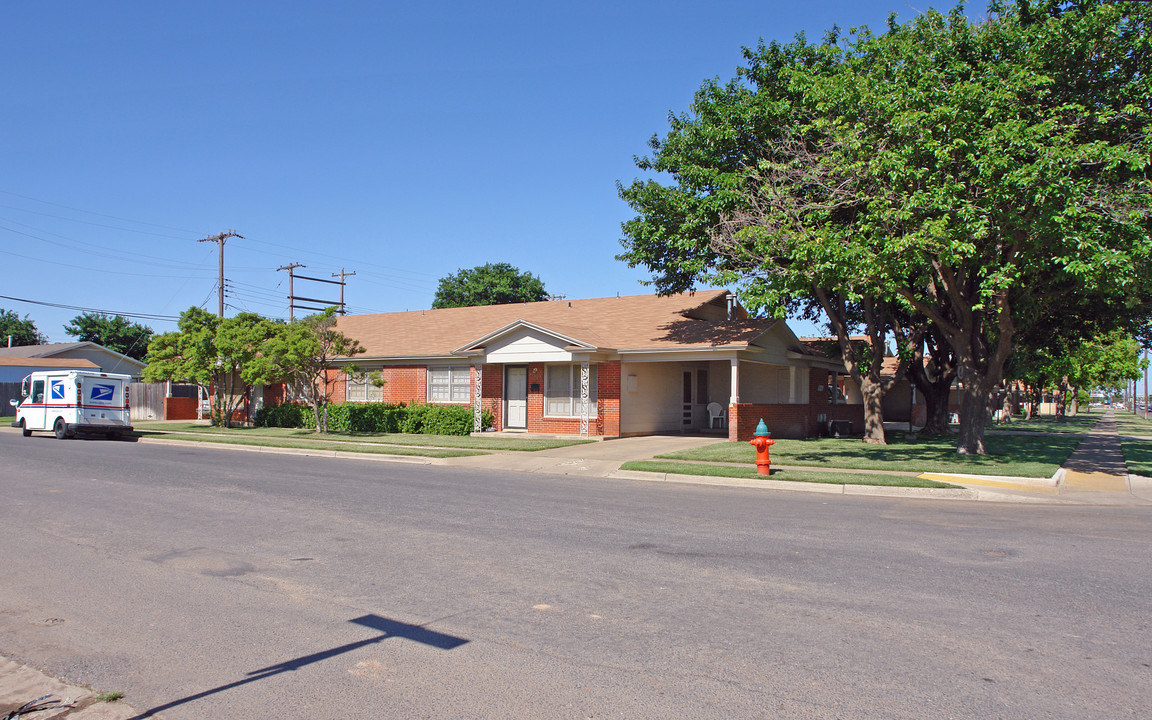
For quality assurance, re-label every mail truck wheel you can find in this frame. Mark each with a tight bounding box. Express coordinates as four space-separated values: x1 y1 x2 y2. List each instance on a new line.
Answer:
20 419 31 437
53 417 69 439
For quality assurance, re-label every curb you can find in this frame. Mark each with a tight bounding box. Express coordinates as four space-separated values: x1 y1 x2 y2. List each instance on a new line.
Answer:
610 469 980 501
0 657 144 720
139 436 443 465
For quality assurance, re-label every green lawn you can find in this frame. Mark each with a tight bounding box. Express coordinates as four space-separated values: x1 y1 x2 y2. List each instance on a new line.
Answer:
137 432 486 458
1111 411 1152 437
133 422 596 452
621 460 960 488
991 411 1100 434
1120 438 1152 477
655 433 1081 478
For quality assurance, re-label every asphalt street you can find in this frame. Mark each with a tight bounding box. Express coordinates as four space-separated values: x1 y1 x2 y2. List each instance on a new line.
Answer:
1 431 1150 719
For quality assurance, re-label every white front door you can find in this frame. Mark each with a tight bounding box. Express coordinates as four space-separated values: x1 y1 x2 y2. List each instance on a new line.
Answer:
506 366 527 429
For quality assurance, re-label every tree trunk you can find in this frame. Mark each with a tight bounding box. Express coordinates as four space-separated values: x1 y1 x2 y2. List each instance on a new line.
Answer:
812 289 895 445
1055 378 1069 422
860 375 887 444
908 363 955 436
955 373 994 454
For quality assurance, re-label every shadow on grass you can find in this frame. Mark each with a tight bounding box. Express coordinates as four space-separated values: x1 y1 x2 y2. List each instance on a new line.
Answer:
1120 438 1152 476
658 433 1082 477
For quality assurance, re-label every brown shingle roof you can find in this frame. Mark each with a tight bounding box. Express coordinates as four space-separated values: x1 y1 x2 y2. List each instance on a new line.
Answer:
335 290 779 359
0 357 100 369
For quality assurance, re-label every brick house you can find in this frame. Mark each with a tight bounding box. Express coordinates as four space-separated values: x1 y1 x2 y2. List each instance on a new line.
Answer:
327 290 859 440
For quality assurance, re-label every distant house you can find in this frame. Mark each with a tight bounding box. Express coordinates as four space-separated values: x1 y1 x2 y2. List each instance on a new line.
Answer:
0 356 101 383
321 290 859 440
0 342 146 378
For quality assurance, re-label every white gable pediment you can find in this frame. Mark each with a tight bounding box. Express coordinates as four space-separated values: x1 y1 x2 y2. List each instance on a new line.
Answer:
458 321 596 364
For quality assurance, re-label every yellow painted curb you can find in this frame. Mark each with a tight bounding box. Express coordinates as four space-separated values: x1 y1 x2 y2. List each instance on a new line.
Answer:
1062 471 1128 492
918 473 1060 494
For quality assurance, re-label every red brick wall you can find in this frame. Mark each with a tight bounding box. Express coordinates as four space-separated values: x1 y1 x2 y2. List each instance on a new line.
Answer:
164 396 198 420
263 384 287 406
728 368 865 440
481 364 503 430
598 361 621 437
378 366 425 403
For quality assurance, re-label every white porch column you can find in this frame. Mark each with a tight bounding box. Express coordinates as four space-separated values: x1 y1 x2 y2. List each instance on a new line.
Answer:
729 358 740 405
473 364 483 432
579 361 590 435
789 366 797 404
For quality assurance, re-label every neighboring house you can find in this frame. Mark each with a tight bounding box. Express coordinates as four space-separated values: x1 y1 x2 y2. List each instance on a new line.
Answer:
1 357 104 411
327 290 858 440
0 356 102 383
0 342 146 378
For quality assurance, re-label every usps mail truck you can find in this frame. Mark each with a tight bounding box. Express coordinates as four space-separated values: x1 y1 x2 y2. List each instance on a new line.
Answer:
9 370 134 439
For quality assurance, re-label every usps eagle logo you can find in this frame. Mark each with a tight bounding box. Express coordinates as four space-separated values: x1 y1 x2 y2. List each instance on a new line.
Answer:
91 384 115 402
51 381 66 400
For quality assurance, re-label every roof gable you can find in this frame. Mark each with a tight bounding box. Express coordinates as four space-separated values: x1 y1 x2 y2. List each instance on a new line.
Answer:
336 290 777 360
456 320 598 354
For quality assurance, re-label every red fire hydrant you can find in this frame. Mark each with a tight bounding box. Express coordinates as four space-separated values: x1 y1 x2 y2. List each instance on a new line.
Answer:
749 418 775 475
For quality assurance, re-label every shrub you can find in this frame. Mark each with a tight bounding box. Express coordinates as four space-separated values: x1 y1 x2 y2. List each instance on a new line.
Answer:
254 402 492 435
254 402 307 428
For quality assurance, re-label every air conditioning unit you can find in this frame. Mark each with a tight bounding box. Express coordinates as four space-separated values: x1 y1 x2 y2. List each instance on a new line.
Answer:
828 420 853 437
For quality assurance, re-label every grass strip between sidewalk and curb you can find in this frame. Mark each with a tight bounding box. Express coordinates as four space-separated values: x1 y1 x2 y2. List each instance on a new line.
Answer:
133 422 595 452
1119 437 1152 477
653 433 1079 478
137 431 487 458
1112 412 1152 438
620 461 961 488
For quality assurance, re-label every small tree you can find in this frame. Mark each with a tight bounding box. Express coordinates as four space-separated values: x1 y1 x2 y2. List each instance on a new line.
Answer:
65 312 154 361
257 307 366 433
0 308 47 346
144 308 275 426
432 263 548 309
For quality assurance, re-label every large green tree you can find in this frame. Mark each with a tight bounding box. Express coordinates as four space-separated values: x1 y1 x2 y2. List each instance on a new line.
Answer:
620 1 1152 453
64 312 154 361
432 263 548 309
0 308 46 346
144 308 276 426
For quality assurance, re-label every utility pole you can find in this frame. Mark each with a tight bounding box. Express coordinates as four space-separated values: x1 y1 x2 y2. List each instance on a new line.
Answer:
331 268 356 315
199 230 243 317
277 263 306 319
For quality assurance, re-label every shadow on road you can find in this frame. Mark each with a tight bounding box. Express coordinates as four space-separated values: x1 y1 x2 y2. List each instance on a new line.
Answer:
127 614 468 719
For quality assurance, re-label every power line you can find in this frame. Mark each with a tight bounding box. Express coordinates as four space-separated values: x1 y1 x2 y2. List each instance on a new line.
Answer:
0 220 218 271
0 245 213 279
201 230 243 317
0 294 181 322
0 189 208 235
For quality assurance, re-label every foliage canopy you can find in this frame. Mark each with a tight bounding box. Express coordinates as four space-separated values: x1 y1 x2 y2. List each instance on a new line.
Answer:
64 312 154 361
0 308 46 347
432 263 548 309
618 0 1152 453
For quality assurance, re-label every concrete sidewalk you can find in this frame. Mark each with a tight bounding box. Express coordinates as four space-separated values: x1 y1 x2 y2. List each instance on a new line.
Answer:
0 657 142 719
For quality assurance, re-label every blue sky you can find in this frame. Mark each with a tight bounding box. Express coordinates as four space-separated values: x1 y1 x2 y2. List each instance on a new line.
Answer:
2 0 939 343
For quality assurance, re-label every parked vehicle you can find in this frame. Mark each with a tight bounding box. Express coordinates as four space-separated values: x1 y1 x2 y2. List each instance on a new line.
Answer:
9 370 134 439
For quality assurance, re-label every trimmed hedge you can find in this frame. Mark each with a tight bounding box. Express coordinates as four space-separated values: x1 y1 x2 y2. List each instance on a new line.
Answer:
255 401 493 435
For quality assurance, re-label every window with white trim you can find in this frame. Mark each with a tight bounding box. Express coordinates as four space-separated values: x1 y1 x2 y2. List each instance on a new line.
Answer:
345 371 383 403
544 364 597 417
428 366 471 403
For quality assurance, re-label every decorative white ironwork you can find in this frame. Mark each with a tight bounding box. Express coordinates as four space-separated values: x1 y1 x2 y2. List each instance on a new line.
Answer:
473 364 483 432
579 362 590 435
